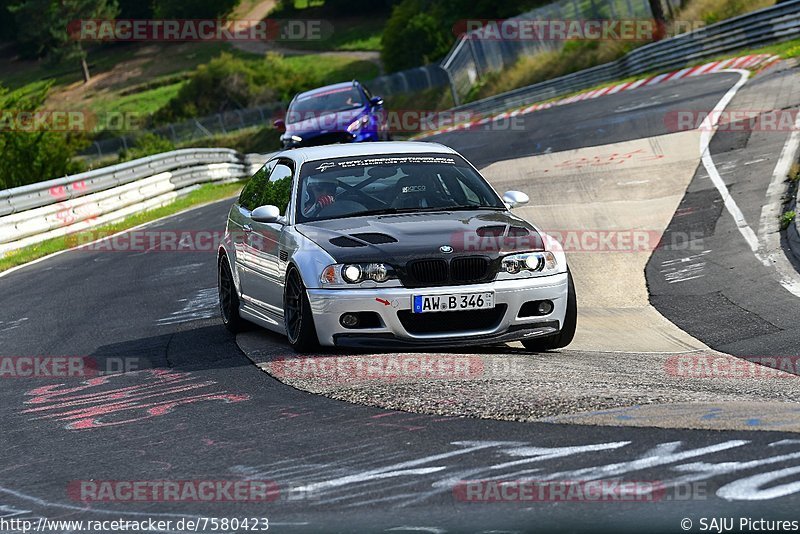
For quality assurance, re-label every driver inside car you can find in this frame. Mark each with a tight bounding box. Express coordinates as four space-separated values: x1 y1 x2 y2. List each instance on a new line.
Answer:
302 176 338 216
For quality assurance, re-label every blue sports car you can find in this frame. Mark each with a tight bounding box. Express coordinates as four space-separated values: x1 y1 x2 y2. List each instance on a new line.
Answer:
274 80 389 149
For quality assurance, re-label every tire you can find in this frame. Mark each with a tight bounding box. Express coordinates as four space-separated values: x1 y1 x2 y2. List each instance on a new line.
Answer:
218 256 244 334
284 269 320 353
522 269 577 352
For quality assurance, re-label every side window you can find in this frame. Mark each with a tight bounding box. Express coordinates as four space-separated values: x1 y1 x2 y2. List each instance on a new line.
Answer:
239 161 276 211
269 163 293 183
243 161 294 216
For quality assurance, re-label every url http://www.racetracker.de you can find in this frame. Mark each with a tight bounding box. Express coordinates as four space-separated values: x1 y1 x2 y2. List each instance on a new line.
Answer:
0 516 270 533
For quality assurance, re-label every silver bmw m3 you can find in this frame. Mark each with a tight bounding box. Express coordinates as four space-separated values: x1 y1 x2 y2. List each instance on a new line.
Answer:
217 141 576 353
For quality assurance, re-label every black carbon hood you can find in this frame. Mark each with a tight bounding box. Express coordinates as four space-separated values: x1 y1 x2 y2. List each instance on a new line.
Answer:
296 210 544 266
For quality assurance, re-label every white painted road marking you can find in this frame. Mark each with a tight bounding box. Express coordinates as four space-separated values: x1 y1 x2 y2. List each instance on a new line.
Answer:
698 69 762 254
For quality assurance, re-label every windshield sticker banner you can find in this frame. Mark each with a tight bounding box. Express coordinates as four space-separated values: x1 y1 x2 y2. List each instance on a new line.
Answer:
314 156 457 172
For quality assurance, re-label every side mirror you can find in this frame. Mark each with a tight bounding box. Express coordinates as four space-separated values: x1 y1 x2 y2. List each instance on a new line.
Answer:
251 205 282 223
273 119 286 131
503 190 529 208
370 96 384 107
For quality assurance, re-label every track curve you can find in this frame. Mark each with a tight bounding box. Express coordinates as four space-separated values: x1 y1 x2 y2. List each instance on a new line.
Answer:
3 67 800 532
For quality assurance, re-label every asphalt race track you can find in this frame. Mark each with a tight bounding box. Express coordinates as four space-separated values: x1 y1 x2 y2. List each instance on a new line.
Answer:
3 67 800 533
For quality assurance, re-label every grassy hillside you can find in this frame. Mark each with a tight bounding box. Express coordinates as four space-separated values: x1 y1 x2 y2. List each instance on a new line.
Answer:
467 0 778 102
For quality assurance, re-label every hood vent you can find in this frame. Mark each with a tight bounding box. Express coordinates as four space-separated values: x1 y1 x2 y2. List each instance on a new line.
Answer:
330 233 398 247
509 226 530 237
351 233 397 244
476 225 531 237
330 236 367 248
476 225 506 237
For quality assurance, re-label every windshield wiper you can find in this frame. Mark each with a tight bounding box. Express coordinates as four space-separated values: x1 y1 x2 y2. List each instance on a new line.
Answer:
353 207 422 217
352 206 505 217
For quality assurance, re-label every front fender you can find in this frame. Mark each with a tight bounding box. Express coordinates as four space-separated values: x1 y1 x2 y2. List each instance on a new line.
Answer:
281 227 337 289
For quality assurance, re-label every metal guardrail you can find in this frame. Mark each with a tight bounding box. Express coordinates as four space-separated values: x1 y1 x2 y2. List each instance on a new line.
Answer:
0 149 246 217
83 105 286 160
441 0 679 104
448 0 800 115
0 149 272 253
369 64 451 98
83 67 452 161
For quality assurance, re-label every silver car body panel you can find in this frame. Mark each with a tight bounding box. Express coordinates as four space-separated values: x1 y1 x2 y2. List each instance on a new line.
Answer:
218 141 571 346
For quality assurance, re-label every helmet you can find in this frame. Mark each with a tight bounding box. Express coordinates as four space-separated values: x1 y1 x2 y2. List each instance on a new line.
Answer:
307 175 338 190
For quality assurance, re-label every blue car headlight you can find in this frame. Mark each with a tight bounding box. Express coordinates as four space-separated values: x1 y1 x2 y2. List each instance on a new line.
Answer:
346 115 370 134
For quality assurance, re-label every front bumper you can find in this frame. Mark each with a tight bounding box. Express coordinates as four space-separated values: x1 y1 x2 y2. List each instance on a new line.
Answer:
306 273 569 347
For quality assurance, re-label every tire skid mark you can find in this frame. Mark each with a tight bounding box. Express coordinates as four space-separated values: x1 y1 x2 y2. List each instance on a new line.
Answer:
18 369 250 430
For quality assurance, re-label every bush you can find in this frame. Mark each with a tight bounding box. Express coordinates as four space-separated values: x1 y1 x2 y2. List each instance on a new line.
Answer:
118 132 175 162
381 0 544 72
152 53 307 124
273 0 396 16
0 84 88 190
381 0 450 72
181 126 282 154
0 0 16 41
153 0 239 19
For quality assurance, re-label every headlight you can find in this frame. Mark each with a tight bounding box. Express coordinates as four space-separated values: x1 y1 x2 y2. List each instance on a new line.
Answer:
501 251 558 275
346 116 370 133
290 135 303 143
321 263 396 285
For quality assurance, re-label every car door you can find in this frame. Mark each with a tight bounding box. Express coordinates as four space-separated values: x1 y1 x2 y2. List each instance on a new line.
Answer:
239 159 295 314
232 159 275 281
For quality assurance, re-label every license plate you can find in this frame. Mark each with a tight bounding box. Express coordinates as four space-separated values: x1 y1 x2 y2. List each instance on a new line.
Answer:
412 292 495 313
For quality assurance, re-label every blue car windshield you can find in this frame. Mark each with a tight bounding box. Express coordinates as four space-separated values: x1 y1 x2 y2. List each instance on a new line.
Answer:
287 87 365 124
296 153 506 223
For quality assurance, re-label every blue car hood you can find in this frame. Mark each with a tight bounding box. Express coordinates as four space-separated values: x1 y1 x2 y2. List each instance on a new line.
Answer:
285 108 364 136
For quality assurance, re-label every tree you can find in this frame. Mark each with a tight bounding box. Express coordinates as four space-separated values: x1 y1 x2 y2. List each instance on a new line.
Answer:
0 84 88 190
648 0 667 40
153 0 239 19
9 0 119 83
0 0 17 41
381 0 545 73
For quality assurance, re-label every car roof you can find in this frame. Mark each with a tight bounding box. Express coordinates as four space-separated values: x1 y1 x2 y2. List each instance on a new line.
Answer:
295 81 360 100
273 141 460 166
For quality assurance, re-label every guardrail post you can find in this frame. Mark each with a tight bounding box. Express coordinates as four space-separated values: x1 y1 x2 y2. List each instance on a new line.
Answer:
445 68 461 107
467 37 483 80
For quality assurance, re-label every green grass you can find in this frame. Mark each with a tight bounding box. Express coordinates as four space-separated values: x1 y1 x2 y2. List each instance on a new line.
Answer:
338 33 382 52
175 126 282 154
0 42 237 91
781 210 796 231
266 0 386 52
735 38 800 60
279 17 384 52
282 54 379 81
0 181 243 272
90 80 186 117
289 0 325 8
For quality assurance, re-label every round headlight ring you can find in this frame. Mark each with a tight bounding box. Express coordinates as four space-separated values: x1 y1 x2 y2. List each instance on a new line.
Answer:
342 264 362 283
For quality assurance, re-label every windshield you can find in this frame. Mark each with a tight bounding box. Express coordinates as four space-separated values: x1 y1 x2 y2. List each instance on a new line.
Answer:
296 153 506 223
287 86 365 124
